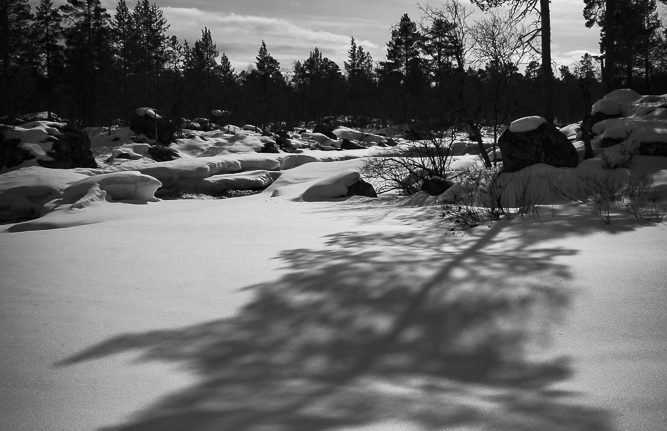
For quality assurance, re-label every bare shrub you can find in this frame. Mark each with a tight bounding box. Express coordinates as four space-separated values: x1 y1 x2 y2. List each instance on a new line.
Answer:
361 130 457 195
623 173 665 222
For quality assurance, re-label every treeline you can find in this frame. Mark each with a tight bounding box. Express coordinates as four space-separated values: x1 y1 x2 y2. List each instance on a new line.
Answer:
2 0 667 129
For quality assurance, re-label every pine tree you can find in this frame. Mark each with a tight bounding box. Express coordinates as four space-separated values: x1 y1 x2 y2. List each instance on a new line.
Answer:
380 14 426 120
0 0 33 116
111 0 135 121
382 14 423 78
132 0 170 108
33 0 63 120
60 0 112 124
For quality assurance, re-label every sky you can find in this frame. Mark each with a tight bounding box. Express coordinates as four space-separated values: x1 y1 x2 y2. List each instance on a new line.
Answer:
36 0 614 72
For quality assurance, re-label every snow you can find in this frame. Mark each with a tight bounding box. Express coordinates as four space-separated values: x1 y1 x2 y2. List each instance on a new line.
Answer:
1 166 666 430
61 171 162 204
508 115 546 133
591 98 622 116
0 167 88 220
264 158 363 201
333 126 388 145
196 170 278 194
2 104 667 430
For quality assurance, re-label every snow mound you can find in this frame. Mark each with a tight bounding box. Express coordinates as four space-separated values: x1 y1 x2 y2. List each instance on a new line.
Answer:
332 127 387 146
62 171 162 204
197 170 277 194
603 89 641 115
0 167 88 221
509 116 546 133
264 158 365 201
300 132 343 149
591 98 621 116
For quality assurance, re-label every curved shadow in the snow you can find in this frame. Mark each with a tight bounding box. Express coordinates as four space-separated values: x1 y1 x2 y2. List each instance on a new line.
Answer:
61 211 616 430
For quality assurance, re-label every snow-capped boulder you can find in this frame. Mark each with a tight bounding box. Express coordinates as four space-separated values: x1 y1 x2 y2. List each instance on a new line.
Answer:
346 178 377 198
129 107 175 144
1 121 97 170
499 121 579 173
589 91 667 158
332 127 387 146
62 171 162 204
509 116 547 133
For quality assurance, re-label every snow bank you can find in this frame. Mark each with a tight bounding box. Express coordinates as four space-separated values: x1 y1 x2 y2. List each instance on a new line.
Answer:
509 116 546 133
264 158 365 201
0 167 88 221
62 171 162 204
300 132 343 149
332 126 388 146
196 170 278 194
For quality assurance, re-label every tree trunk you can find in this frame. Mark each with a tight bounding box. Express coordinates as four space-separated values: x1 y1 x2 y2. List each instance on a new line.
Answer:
603 0 617 92
540 0 554 124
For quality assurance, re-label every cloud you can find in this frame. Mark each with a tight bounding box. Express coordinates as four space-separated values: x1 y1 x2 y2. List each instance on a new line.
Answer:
163 7 378 71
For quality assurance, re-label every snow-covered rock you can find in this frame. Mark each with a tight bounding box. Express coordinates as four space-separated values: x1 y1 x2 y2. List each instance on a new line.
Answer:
264 158 370 201
332 126 387 146
196 170 278 194
62 171 161 204
509 116 547 133
0 167 88 221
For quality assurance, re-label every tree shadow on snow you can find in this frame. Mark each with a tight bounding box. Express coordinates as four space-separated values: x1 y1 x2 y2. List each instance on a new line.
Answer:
60 204 620 431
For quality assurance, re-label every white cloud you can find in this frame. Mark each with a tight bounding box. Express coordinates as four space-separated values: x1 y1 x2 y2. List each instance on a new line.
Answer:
163 7 377 71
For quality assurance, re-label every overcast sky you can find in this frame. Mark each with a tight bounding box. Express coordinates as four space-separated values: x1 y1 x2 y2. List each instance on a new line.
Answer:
38 0 612 72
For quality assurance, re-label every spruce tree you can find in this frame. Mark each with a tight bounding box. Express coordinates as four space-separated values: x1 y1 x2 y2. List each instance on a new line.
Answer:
60 0 112 124
0 0 33 117
33 0 63 120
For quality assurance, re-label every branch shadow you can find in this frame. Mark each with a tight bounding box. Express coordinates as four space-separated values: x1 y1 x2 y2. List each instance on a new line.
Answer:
60 204 618 431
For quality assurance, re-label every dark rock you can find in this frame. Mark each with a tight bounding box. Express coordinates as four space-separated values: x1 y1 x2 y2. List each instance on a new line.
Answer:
38 124 97 169
313 123 337 139
129 107 175 144
421 176 454 196
274 135 297 153
147 145 180 162
114 152 134 160
341 138 365 150
183 121 201 130
0 130 35 168
347 179 377 198
259 141 280 153
498 122 579 173
638 141 667 157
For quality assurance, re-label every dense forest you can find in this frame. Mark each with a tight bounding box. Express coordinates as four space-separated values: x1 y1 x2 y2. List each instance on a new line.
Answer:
2 0 667 130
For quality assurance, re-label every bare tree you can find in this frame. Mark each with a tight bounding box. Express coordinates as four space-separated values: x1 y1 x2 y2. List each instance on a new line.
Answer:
470 9 532 162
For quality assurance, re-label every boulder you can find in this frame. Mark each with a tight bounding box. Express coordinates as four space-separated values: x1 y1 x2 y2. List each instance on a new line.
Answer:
421 176 454 196
147 145 180 162
274 135 298 153
346 179 377 198
129 107 175 144
259 141 280 153
341 139 366 150
38 124 97 169
498 122 579 173
313 123 337 139
0 131 35 168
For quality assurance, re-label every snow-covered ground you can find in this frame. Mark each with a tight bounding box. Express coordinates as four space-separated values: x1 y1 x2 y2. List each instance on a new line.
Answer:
1 154 666 430
1 92 667 429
